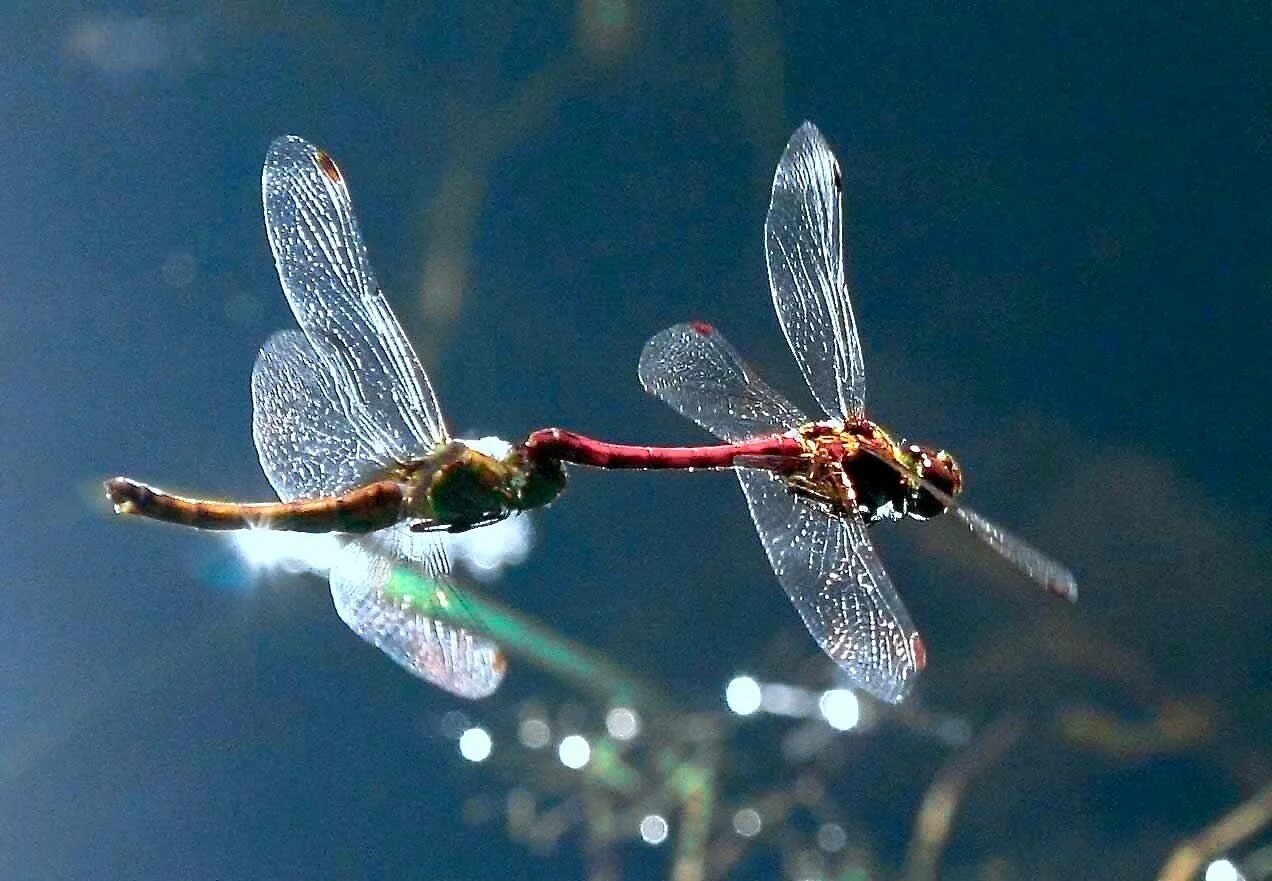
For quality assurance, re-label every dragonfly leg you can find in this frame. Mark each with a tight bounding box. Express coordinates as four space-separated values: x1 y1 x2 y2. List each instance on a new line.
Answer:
445 513 509 534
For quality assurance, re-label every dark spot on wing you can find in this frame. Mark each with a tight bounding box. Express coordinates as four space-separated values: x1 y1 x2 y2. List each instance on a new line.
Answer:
831 161 843 192
910 632 927 671
316 151 343 183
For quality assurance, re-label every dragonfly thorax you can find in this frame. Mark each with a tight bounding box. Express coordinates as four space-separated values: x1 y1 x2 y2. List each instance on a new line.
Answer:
401 438 565 532
792 420 962 524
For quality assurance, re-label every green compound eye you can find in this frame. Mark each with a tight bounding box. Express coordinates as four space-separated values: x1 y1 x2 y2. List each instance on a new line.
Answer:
515 457 567 512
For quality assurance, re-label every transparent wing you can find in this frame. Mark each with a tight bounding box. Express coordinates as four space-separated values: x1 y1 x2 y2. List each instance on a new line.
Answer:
765 121 867 420
329 524 505 699
262 136 447 469
638 322 807 443
252 330 396 501
952 506 1079 602
737 468 923 703
862 447 1080 603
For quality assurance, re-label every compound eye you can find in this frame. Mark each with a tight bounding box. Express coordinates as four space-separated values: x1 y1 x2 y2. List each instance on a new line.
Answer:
907 445 962 519
924 451 962 498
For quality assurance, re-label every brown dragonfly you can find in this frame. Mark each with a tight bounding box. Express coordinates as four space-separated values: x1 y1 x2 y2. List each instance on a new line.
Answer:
627 123 1079 702
107 137 565 697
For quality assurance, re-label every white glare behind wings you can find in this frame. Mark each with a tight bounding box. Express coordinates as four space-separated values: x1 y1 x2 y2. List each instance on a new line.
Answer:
263 136 447 467
252 330 395 501
737 468 922 704
765 122 867 420
638 323 807 443
330 524 505 699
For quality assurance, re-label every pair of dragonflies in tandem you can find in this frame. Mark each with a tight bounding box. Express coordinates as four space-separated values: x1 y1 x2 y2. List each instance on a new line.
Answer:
107 122 1077 705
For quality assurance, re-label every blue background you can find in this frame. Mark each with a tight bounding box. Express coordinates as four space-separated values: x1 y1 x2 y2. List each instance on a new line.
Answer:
1 3 1268 879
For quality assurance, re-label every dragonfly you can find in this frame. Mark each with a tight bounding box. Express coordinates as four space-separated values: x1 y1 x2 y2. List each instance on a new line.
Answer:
107 136 566 698
525 122 1077 704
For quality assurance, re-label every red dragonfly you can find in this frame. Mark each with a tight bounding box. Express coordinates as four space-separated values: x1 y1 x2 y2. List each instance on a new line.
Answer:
527 122 1077 704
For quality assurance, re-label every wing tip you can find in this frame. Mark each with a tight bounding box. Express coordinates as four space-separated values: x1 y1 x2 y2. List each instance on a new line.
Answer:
266 133 312 158
263 135 327 184
794 119 821 139
786 120 829 154
637 323 686 385
1050 574 1079 603
637 320 731 390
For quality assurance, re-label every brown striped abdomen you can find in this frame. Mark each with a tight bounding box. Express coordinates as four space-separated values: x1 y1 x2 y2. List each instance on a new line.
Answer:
104 477 404 534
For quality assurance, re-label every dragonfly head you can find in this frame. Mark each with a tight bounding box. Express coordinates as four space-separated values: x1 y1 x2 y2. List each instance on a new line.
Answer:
506 449 567 513
902 442 963 519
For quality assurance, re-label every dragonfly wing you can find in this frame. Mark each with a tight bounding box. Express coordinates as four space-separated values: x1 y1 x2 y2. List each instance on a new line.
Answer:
329 523 506 699
252 330 397 502
859 446 1080 603
765 122 867 420
737 468 923 703
638 322 807 443
952 505 1079 602
263 136 447 466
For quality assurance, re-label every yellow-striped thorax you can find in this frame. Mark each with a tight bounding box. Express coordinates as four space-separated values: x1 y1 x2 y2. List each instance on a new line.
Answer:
790 419 963 523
